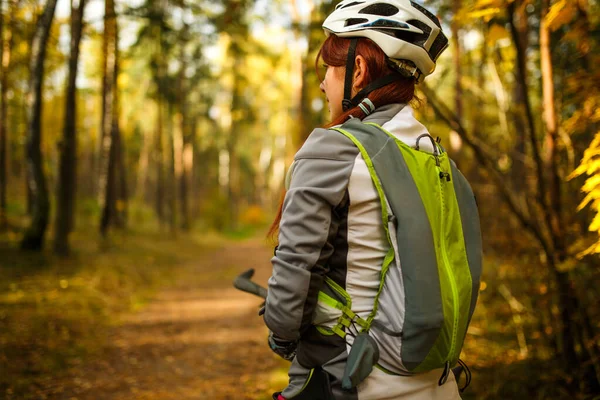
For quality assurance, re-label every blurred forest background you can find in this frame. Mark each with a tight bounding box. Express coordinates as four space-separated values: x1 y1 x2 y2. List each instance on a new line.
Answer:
0 0 599 399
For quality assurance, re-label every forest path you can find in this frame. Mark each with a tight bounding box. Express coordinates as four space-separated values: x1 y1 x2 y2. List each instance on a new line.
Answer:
55 238 284 400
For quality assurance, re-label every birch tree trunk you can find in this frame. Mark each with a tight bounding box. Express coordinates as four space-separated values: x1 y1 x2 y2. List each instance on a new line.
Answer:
54 0 87 255
177 48 191 231
20 0 58 250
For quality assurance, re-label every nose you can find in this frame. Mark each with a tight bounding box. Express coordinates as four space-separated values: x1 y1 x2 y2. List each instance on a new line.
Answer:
319 80 325 93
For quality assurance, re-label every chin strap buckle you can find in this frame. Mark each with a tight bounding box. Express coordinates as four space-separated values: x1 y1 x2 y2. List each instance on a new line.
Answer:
342 99 353 112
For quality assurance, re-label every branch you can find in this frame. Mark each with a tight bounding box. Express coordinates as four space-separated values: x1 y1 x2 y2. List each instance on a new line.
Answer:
499 284 529 358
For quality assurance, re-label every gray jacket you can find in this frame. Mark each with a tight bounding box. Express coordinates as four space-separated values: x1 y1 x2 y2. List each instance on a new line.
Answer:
264 105 464 400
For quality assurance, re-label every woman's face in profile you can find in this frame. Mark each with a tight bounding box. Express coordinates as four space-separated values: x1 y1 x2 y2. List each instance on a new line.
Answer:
320 65 345 120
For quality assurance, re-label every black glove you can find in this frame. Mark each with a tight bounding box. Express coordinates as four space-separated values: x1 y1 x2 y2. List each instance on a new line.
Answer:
268 331 297 361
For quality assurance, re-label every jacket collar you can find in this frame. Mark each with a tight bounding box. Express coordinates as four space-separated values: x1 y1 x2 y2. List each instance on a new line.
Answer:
361 103 435 153
362 104 406 126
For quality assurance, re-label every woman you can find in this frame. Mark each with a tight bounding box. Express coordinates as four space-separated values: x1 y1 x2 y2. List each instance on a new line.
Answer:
263 1 482 399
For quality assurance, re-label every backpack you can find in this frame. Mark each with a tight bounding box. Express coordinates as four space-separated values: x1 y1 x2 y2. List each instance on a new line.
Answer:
312 118 483 378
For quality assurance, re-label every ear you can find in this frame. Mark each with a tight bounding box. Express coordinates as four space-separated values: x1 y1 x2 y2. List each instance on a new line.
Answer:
352 55 368 95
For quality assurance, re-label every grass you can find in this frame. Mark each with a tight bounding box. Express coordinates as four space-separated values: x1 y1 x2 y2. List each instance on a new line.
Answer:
0 215 225 398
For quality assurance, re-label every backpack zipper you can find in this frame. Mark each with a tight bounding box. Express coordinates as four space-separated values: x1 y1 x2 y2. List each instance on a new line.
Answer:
436 158 459 364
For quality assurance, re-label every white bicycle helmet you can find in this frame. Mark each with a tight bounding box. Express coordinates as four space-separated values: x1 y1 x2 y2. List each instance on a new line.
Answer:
323 0 448 80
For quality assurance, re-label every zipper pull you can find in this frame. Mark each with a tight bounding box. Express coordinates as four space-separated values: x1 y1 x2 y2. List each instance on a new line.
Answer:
439 171 451 182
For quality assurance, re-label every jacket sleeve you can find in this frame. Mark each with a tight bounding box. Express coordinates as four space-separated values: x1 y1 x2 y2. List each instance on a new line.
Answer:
263 127 359 341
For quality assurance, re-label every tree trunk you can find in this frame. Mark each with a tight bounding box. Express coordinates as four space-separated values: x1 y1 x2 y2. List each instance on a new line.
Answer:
54 0 87 255
20 0 58 250
227 45 244 231
221 1 253 230
294 0 325 150
0 0 18 229
167 106 176 233
451 0 462 121
99 120 117 237
155 97 164 225
448 0 464 155
136 125 152 201
115 124 127 228
540 0 565 247
0 0 6 230
99 0 119 237
153 16 165 226
290 0 310 151
537 0 581 373
178 52 191 231
189 116 199 220
507 1 530 194
228 112 240 231
97 0 109 201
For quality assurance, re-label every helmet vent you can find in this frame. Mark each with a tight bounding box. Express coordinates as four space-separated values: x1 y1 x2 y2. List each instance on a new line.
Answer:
410 1 441 28
385 30 424 44
345 18 369 27
364 19 410 29
429 33 449 60
359 3 399 17
339 1 365 10
379 21 428 47
406 19 432 46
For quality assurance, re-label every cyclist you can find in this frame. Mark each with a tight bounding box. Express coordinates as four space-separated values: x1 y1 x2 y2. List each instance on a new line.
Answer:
263 1 482 399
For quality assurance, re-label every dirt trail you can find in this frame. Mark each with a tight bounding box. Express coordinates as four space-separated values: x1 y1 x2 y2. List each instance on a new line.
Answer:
54 239 285 400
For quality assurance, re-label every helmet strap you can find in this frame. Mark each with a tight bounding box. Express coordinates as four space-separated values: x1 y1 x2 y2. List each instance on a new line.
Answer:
341 39 404 113
346 73 403 110
342 39 359 112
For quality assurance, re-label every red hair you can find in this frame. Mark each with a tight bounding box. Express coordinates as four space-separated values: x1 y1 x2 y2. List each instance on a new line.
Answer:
268 35 416 242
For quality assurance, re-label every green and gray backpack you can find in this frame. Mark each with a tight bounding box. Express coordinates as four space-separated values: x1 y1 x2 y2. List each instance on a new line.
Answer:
312 117 482 379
